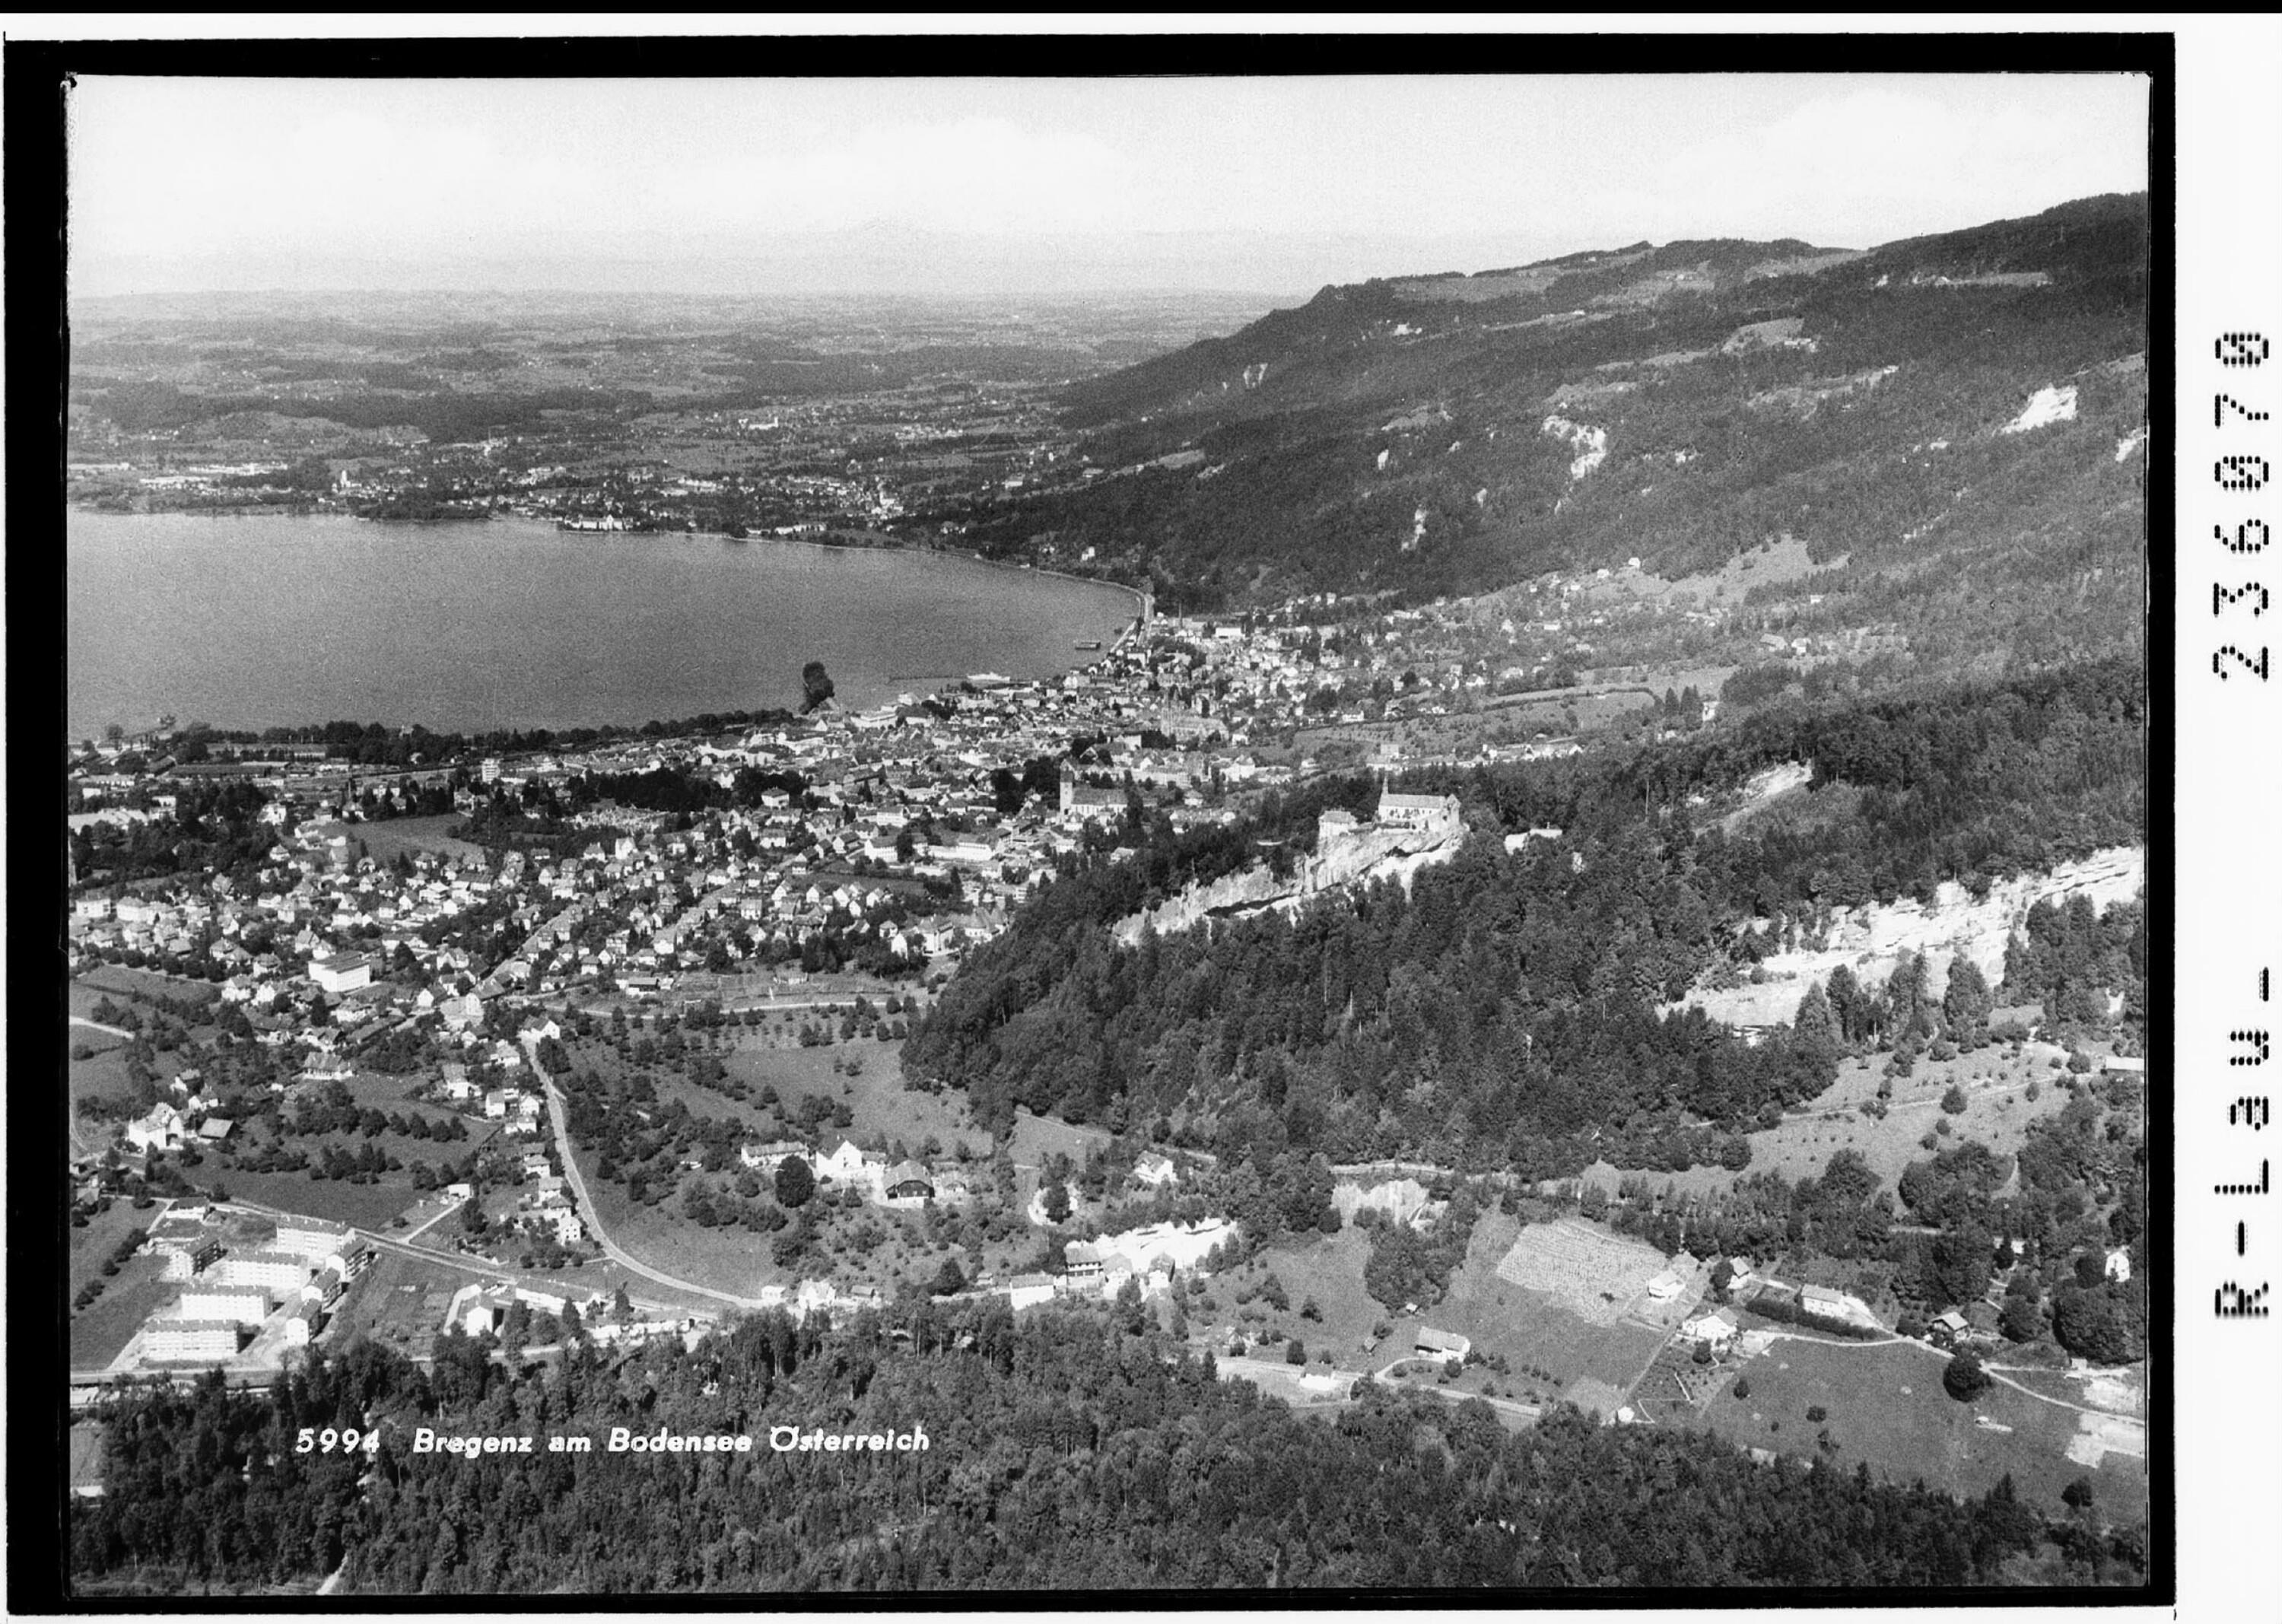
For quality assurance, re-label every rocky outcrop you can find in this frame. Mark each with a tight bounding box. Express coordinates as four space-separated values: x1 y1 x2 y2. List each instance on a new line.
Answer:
1678 844 2144 1029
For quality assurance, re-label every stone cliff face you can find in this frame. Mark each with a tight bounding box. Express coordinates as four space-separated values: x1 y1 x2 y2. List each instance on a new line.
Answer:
1111 824 1465 946
1677 844 2144 1030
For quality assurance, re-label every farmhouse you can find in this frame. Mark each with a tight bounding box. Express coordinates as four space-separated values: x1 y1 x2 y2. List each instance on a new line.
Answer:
1799 1283 1880 1329
124 1102 188 1155
815 1139 873 1187
1644 1266 1688 1304
1414 1327 1472 1362
1063 1241 1104 1280
1133 1152 1178 1188
883 1160 934 1200
1682 1307 1740 1349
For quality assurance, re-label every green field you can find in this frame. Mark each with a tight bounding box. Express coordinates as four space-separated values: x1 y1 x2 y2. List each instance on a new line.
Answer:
204 1168 422 1232
78 964 221 1009
71 1257 176 1371
726 1038 981 1155
1229 1211 1674 1413
1432 1212 1674 1404
69 1199 154 1298
1004 1104 1111 1171
302 814 487 865
1701 1335 2147 1523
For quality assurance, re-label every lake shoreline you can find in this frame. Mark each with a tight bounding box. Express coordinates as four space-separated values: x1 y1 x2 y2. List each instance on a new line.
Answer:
68 510 1139 739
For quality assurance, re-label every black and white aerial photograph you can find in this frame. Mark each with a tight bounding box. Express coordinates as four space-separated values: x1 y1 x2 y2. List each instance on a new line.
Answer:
43 33 2160 1603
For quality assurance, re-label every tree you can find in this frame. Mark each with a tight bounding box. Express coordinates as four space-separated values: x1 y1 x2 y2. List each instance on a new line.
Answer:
2062 1476 2096 1511
1043 1181 1071 1225
1285 1337 1308 1366
1940 1084 1969 1115
1792 980 1842 1065
799 661 837 714
1709 1258 1736 1303
2052 1286 2137 1365
1942 1349 1991 1402
930 1257 965 1297
774 1155 815 1209
1999 1285 2044 1344
1942 958 1994 1049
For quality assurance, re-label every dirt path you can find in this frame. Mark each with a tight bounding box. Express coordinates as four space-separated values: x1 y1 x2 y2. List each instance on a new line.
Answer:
1751 1325 2142 1420
1369 1358 1544 1422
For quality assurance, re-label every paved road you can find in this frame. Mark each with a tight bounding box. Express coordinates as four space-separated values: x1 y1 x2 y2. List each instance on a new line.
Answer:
542 1081 771 1311
69 1015 135 1041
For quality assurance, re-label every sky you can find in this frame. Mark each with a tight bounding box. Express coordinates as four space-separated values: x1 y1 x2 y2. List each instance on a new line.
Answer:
67 73 2152 299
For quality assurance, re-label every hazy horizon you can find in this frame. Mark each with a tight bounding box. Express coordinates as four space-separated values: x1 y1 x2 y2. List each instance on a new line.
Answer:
68 74 2150 300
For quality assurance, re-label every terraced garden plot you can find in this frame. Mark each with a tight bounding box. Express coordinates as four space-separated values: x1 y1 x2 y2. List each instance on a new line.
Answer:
1492 1217 1673 1324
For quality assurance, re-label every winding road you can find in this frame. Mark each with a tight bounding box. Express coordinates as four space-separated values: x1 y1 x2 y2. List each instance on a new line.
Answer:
542 1081 771 1311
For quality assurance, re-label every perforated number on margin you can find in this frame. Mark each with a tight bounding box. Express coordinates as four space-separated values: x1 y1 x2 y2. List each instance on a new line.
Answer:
2214 645 2271 681
2220 521 2272 554
2217 583 2271 618
2217 332 2271 366
2218 456 2271 491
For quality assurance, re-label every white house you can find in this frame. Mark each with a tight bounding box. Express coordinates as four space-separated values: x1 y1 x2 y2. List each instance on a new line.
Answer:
124 1102 188 1155
309 952 373 996
814 1140 873 1186
1133 1153 1178 1189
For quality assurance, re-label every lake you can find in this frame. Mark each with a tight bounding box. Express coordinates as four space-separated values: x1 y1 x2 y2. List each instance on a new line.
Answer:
65 510 1139 739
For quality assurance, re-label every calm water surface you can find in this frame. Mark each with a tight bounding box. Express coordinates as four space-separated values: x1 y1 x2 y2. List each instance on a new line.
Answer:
66 511 1137 738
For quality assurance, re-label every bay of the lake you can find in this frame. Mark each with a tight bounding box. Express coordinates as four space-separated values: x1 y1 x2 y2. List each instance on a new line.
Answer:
66 510 1139 739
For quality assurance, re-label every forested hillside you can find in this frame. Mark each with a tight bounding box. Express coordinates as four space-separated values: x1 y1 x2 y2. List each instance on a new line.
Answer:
68 1306 2143 1593
955 194 2147 657
902 659 2144 1173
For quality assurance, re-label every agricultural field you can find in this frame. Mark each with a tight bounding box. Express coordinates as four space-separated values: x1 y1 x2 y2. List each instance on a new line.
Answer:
68 1199 154 1299
70 1256 176 1371
1235 1211 1684 1413
1435 1212 1677 1407
67 1041 138 1158
1212 1228 1382 1359
300 814 487 866
202 1169 424 1232
1003 1104 1112 1171
76 964 223 1009
1700 1334 2147 1524
323 1247 472 1360
729 1038 981 1154
1490 1216 1684 1325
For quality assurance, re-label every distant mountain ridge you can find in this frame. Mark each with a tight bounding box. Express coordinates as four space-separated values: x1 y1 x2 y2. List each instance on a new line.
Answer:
963 192 2148 666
